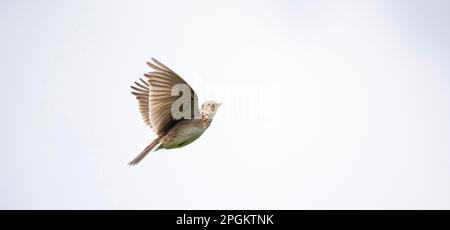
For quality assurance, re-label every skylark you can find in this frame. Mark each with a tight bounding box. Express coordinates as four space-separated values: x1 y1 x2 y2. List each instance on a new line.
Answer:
129 58 221 165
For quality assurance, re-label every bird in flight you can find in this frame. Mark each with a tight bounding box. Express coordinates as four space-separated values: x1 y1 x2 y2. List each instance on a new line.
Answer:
129 58 221 165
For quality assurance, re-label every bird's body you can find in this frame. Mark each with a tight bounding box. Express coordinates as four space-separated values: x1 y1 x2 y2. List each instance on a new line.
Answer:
129 58 221 165
157 119 207 150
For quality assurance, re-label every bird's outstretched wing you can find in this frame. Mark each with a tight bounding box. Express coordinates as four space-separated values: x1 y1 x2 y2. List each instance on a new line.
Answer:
131 58 200 135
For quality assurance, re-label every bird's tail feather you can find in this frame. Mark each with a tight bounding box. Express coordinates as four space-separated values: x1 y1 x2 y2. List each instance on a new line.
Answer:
128 137 161 166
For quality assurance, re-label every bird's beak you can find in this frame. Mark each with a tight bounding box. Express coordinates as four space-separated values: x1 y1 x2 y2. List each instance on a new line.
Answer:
216 102 222 107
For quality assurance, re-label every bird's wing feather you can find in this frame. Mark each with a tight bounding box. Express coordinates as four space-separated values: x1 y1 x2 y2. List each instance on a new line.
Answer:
131 58 200 135
131 78 151 127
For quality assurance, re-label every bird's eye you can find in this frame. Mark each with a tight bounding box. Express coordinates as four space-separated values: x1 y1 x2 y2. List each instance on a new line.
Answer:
211 104 216 110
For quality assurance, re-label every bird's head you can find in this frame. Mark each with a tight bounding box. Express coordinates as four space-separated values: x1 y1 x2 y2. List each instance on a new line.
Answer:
201 101 222 120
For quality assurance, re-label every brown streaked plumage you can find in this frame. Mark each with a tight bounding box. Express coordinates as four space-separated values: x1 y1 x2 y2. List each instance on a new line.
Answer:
129 58 221 165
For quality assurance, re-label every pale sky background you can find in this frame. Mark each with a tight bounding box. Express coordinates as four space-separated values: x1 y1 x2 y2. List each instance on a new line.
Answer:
1 0 450 209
